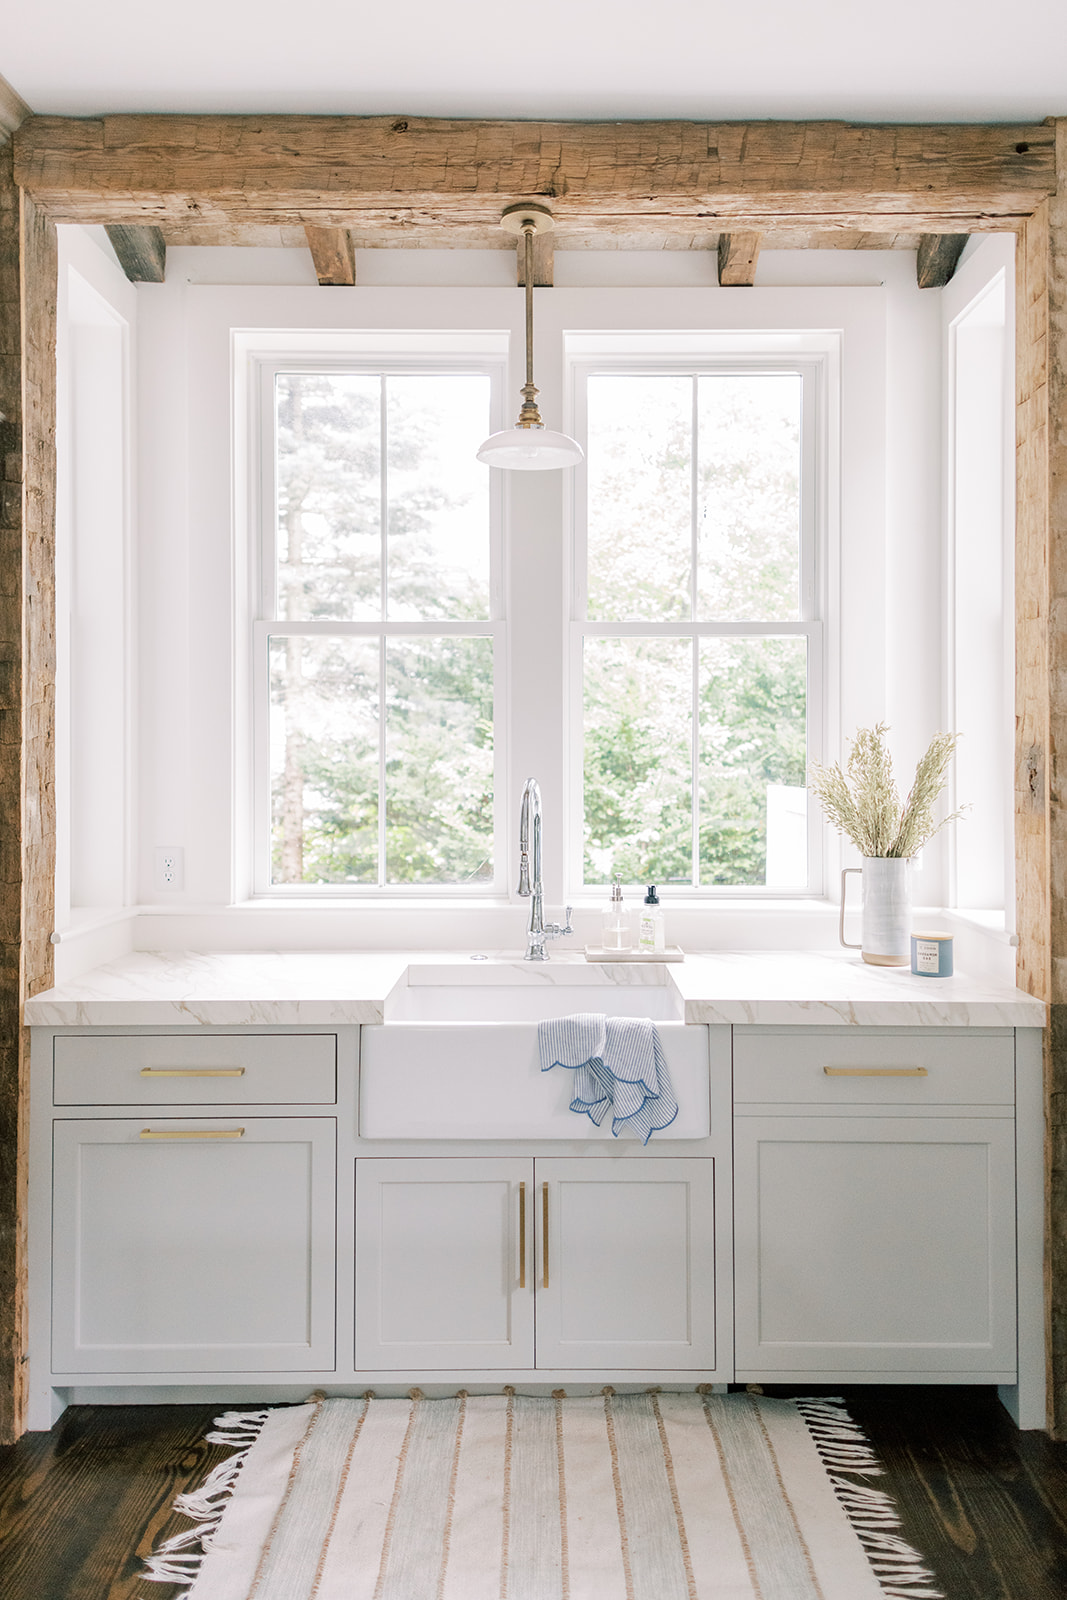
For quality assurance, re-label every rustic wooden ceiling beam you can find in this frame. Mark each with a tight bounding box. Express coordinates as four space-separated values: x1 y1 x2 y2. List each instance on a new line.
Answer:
916 232 970 287
12 115 1055 238
303 224 355 285
104 223 166 282
717 231 761 285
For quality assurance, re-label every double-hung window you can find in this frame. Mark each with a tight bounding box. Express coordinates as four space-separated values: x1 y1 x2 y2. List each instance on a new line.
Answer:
571 353 823 893
249 328 826 903
253 356 504 892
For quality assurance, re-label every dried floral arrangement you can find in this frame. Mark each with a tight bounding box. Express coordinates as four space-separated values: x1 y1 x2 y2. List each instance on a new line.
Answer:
808 723 965 859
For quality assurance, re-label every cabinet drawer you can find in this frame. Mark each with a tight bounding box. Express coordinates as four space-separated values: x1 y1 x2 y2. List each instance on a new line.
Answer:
53 1033 337 1105
733 1029 1013 1106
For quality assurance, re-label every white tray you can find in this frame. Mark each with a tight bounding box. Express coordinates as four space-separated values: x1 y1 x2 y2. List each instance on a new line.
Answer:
584 945 685 963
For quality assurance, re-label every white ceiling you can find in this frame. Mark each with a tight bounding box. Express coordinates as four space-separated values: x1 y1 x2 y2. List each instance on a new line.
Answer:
4 0 1067 122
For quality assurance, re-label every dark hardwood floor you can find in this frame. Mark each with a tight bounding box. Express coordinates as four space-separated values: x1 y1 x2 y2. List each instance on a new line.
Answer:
0 1388 1065 1598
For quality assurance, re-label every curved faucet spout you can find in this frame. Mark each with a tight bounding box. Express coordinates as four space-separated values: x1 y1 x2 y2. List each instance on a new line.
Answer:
517 778 571 961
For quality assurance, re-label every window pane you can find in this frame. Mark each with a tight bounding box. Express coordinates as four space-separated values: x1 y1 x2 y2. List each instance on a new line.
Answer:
696 374 802 621
387 375 491 621
385 638 494 884
269 635 379 885
698 637 807 886
586 376 691 621
583 637 692 886
275 374 382 621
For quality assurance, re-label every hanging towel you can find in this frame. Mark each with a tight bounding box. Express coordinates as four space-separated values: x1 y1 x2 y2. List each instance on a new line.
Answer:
538 1013 678 1143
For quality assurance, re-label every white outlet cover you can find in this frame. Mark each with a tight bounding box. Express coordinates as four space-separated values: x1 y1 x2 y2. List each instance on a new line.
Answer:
153 846 184 891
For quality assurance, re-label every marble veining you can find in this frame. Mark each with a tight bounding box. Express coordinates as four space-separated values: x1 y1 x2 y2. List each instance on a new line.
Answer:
23 947 1046 1028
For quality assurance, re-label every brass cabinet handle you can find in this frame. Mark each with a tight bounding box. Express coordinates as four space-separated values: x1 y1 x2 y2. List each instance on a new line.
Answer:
542 1181 549 1289
140 1067 246 1078
519 1181 526 1289
140 1128 245 1139
823 1066 928 1077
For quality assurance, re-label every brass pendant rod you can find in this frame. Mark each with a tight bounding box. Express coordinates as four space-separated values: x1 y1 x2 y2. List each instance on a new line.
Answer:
517 222 542 429
525 224 534 393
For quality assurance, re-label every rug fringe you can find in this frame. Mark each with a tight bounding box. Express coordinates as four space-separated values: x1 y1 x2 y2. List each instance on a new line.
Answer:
795 1398 945 1600
139 1407 272 1594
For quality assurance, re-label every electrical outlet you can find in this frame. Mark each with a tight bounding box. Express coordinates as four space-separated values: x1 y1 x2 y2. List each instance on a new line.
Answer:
154 846 184 892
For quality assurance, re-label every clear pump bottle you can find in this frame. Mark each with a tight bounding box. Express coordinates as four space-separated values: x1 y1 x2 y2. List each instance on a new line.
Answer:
637 885 665 953
602 875 632 951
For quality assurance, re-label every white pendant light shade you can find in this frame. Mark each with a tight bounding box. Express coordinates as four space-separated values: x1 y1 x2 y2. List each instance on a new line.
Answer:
477 203 583 473
476 425 584 471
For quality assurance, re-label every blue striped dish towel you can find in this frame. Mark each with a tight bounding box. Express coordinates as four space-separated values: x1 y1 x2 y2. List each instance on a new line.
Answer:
537 1013 678 1143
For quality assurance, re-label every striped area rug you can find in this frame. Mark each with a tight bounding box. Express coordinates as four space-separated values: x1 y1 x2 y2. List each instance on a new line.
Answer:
143 1390 943 1600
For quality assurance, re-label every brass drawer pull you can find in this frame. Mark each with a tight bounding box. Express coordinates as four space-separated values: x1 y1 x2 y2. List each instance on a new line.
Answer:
140 1067 246 1078
823 1066 928 1078
519 1181 526 1289
542 1181 550 1289
140 1128 245 1139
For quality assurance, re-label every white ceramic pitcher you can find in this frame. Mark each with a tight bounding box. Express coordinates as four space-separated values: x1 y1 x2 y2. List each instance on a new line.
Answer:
839 857 911 966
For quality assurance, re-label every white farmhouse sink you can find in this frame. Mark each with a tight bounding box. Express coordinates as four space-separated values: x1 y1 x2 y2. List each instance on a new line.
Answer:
383 961 684 1023
361 961 708 1140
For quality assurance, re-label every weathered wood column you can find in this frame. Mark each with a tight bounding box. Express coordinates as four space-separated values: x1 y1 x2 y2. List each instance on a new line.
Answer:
0 136 56 1444
1016 119 1067 1437
1047 121 1067 1440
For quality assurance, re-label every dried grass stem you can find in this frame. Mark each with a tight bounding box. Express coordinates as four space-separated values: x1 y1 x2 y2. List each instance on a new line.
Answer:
809 723 965 859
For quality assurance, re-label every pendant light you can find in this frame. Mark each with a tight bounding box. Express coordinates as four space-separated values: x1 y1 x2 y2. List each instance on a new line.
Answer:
476 204 584 471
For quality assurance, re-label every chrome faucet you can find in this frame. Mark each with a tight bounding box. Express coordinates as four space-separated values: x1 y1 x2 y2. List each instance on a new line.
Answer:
517 777 573 961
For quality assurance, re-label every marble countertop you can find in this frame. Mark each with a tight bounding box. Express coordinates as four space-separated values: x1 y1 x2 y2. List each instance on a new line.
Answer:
23 948 1047 1028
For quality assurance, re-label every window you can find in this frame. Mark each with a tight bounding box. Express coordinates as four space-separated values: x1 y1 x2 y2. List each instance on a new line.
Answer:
253 360 504 892
571 356 822 893
246 322 831 905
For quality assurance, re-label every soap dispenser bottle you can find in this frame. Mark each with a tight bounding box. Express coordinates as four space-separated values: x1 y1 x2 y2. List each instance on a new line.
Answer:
637 885 665 953
602 875 632 951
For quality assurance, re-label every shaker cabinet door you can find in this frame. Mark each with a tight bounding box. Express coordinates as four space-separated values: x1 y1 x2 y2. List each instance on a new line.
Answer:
354 1158 534 1370
533 1158 716 1370
51 1118 336 1374
733 1115 1017 1376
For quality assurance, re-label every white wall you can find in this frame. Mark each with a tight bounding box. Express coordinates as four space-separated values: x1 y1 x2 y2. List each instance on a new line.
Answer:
940 234 1017 982
54 234 1014 970
52 227 138 980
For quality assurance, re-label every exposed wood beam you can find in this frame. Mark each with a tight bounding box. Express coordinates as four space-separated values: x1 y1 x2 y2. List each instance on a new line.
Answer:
303 224 355 285
104 223 166 282
12 116 1056 240
717 231 761 285
916 232 969 287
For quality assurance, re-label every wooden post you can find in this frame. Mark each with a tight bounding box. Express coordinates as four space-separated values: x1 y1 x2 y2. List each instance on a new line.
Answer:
1044 124 1067 1438
916 233 969 287
104 224 166 282
0 141 55 1445
303 225 355 286
717 232 761 286
1014 118 1067 1436
516 231 553 287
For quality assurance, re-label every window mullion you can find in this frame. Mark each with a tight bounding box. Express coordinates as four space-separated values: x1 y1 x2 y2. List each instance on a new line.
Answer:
691 635 700 889
378 635 388 889
379 376 388 889
690 376 700 888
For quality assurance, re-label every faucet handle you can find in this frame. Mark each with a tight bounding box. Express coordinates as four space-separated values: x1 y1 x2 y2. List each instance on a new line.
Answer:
561 905 573 936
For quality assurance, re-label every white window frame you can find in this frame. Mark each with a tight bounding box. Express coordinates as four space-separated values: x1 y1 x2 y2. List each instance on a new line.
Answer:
566 341 831 898
246 346 509 898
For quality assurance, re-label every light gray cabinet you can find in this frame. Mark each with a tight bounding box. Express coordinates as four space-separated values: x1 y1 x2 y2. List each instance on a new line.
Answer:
354 1156 716 1372
51 1116 337 1374
732 1027 1018 1381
